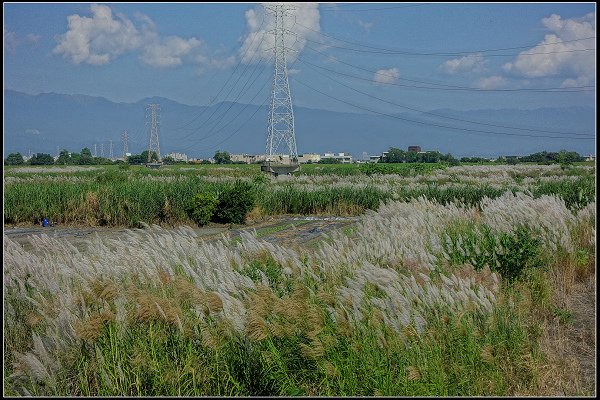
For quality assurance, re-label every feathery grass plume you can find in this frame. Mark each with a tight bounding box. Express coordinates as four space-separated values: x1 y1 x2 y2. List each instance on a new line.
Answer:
76 310 115 342
406 365 421 381
246 310 269 341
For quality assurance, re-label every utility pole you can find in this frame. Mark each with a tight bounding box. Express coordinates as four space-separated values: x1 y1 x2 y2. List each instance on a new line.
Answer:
146 103 161 163
264 3 298 164
109 140 114 160
94 143 97 157
100 143 104 158
121 131 129 158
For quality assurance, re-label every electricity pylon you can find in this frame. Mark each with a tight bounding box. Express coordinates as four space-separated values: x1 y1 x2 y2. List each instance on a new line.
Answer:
264 3 298 163
122 131 129 157
100 143 104 158
146 104 161 163
109 140 114 160
94 143 97 157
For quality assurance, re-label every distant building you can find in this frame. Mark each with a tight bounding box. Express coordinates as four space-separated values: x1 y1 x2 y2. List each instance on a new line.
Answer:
164 152 188 162
323 152 353 163
585 154 596 161
408 145 421 153
369 155 382 163
298 153 321 163
230 154 267 164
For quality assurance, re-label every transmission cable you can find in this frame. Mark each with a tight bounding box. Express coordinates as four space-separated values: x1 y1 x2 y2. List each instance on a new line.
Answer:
296 21 595 56
301 46 594 92
296 57 593 136
167 15 267 131
302 35 595 57
291 76 594 140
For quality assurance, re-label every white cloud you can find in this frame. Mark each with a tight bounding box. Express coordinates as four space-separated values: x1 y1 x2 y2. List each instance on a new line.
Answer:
239 3 321 64
475 75 506 89
52 4 218 69
373 68 400 85
25 128 41 135
502 12 595 85
140 36 202 68
440 53 487 75
4 28 41 52
53 4 144 65
287 68 301 75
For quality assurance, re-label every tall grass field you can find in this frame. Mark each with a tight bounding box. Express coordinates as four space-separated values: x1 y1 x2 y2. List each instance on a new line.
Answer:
3 163 596 396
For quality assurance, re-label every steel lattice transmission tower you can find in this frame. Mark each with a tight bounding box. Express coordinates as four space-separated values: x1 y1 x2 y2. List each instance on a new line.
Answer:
109 140 114 160
122 131 129 158
100 143 104 158
146 103 161 163
264 3 298 163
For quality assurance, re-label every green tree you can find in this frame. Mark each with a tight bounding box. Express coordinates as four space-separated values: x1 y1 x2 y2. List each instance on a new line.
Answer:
81 147 93 157
4 152 25 165
162 156 176 165
214 150 232 164
141 150 159 163
29 153 54 165
56 149 70 165
383 147 405 163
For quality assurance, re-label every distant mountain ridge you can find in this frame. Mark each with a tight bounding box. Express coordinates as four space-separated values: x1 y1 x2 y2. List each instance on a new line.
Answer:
4 90 595 158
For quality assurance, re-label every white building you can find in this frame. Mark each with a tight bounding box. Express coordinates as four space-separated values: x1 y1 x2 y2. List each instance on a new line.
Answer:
323 152 353 163
164 152 188 162
298 153 321 163
230 154 267 164
585 154 596 161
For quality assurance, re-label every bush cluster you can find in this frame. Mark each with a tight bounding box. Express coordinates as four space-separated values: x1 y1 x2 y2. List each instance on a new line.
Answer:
186 180 256 226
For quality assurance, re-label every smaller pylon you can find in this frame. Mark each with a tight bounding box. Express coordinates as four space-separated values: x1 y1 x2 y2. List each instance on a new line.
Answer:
122 131 129 157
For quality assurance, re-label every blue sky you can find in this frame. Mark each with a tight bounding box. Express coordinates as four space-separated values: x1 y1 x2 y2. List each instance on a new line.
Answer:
4 2 596 114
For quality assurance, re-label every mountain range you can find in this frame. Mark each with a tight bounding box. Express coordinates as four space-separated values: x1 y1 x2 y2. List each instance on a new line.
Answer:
4 89 595 159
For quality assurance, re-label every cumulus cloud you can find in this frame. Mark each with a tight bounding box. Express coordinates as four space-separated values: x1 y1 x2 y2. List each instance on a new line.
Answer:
53 4 227 70
502 12 595 86
4 28 41 52
373 68 400 85
475 75 507 89
53 4 144 65
239 3 321 64
140 36 202 68
439 53 487 75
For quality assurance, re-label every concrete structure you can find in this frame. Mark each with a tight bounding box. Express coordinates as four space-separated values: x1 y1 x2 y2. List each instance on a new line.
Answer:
323 152 353 163
585 154 596 161
164 152 189 162
298 153 321 163
230 154 267 164
408 145 421 153
369 155 382 163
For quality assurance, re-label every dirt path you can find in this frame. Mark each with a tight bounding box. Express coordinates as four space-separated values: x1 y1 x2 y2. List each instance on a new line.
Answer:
3 216 360 251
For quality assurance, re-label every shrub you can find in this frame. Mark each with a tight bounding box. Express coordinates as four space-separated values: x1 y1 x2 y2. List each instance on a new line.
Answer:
187 192 219 226
95 170 128 184
214 180 256 224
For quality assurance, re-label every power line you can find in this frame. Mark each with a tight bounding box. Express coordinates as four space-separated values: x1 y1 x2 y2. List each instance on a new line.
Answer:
291 76 594 140
296 21 595 56
301 35 595 57
168 15 267 131
296 57 593 137
169 33 269 138
173 56 273 150
173 47 272 143
318 3 431 12
300 48 594 92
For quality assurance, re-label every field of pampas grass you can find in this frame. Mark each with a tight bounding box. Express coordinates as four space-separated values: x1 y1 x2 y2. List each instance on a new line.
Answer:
3 184 596 396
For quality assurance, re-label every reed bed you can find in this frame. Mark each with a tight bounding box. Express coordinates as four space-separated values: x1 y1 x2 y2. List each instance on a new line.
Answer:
4 164 595 226
4 190 596 396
